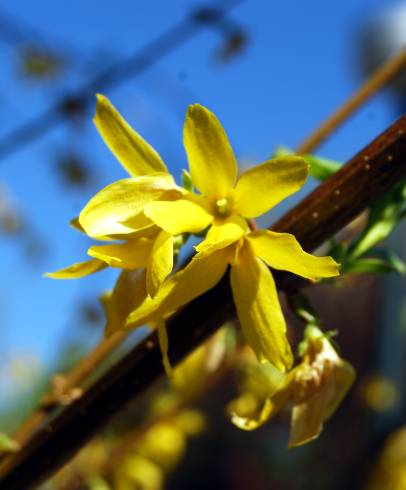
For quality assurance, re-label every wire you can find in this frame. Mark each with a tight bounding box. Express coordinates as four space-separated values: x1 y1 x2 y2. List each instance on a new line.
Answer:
0 1 243 161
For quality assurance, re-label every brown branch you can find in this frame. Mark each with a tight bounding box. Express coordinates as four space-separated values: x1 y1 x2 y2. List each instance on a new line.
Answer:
296 48 406 154
11 331 128 447
0 113 405 489
106 342 243 473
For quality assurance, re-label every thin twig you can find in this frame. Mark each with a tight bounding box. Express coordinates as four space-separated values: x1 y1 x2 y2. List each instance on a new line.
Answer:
1 113 406 489
296 48 406 154
11 331 127 447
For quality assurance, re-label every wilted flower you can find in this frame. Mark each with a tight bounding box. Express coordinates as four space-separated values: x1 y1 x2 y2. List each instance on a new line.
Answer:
229 327 355 447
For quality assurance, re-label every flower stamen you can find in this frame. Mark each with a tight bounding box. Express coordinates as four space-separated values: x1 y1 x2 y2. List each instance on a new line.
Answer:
213 196 234 218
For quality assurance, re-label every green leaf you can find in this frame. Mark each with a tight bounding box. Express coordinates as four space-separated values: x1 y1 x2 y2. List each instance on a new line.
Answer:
0 433 20 453
343 254 406 275
349 179 406 259
326 239 348 264
303 154 341 181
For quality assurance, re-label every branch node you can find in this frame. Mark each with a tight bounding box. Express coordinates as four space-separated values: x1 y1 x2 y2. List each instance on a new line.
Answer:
40 375 83 409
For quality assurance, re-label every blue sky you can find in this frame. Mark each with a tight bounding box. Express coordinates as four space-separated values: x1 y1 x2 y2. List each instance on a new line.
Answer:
0 0 403 387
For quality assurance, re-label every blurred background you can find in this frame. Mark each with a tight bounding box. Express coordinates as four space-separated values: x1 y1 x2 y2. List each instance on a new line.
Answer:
1 0 406 488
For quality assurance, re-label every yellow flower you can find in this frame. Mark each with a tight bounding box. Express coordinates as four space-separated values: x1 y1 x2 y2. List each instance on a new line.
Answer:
228 327 355 447
48 96 339 372
93 103 339 370
46 95 185 296
142 103 311 254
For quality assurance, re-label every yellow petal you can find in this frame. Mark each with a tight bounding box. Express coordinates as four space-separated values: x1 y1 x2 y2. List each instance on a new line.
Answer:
235 156 308 218
94 94 168 176
71 216 160 244
315 338 355 420
156 319 173 378
79 174 181 238
88 239 152 269
183 104 237 197
289 392 326 447
248 230 340 280
229 363 289 430
103 270 148 337
231 384 293 431
230 398 275 431
100 224 162 242
70 217 160 244
323 359 355 419
45 258 107 279
144 199 213 235
230 240 293 371
289 338 355 447
147 231 173 297
117 224 161 240
195 216 247 257
125 248 229 329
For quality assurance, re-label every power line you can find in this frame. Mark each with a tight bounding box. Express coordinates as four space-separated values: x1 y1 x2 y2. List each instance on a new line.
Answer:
0 7 84 64
0 2 243 161
0 7 52 46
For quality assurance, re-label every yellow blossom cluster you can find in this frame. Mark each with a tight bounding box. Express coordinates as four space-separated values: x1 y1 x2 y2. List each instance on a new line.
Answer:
47 95 339 373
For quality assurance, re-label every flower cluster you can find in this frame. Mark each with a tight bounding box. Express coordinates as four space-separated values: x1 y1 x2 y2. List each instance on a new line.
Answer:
47 95 339 373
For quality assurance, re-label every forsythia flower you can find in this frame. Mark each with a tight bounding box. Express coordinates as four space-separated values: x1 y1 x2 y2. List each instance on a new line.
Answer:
46 95 185 296
228 327 355 447
47 95 340 372
108 102 339 370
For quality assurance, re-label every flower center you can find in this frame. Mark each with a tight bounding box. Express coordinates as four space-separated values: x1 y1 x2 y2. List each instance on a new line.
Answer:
212 196 234 218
